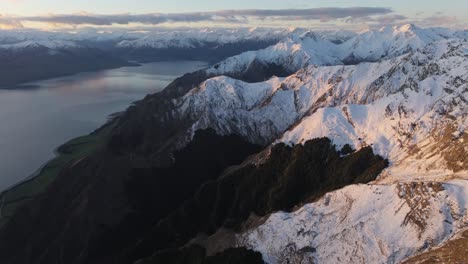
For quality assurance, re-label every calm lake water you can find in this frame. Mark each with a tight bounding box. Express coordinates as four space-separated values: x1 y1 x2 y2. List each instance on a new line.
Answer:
0 61 208 191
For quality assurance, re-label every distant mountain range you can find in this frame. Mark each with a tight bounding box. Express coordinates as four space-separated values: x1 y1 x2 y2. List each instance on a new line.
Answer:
0 40 131 88
0 27 295 87
2 25 465 88
0 24 466 264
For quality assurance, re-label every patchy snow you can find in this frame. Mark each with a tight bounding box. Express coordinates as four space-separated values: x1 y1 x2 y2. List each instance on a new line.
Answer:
157 26 468 264
278 39 467 177
176 76 297 145
115 27 297 49
179 39 467 178
339 24 450 62
236 180 468 264
0 40 81 50
206 24 467 77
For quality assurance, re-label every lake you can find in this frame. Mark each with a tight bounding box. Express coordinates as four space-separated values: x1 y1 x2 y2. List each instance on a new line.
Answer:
0 61 208 191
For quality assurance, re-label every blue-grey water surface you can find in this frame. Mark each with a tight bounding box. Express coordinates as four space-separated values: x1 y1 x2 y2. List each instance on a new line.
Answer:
0 61 208 191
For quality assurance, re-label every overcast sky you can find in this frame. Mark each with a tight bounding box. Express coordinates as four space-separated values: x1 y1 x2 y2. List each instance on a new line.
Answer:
0 0 466 30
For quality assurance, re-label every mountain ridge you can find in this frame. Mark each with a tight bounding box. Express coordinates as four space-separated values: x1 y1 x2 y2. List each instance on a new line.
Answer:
0 24 466 264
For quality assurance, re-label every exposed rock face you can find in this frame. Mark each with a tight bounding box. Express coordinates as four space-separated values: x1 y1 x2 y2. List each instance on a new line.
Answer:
402 229 468 264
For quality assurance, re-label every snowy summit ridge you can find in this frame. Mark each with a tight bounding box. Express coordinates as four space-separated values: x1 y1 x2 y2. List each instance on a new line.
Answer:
182 25 467 176
152 25 467 263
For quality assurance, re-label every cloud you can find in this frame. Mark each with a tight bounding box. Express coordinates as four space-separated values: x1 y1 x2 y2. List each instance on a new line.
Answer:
422 15 458 26
17 7 393 26
6 7 463 30
215 7 393 20
404 13 464 28
23 13 217 26
345 14 408 28
0 15 23 29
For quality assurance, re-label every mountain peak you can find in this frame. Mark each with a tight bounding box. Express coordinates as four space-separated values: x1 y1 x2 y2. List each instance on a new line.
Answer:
398 23 419 32
377 24 419 34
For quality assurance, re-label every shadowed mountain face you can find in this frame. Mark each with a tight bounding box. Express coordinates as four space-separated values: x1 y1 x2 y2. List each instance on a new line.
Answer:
127 138 388 263
106 58 292 160
0 129 263 264
0 127 387 264
136 245 265 264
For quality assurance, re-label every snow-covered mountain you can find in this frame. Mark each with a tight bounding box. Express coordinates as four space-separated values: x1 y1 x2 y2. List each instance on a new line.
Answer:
115 27 297 49
3 25 462 69
0 25 464 53
140 27 466 263
112 27 309 63
208 24 467 74
178 38 467 179
0 27 295 87
0 24 466 264
0 40 81 50
236 180 468 264
0 27 298 50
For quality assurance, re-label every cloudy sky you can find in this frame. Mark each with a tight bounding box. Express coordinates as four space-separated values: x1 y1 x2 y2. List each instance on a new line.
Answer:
0 0 466 30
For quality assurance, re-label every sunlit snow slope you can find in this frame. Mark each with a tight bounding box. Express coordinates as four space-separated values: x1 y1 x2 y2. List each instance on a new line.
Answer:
163 25 467 263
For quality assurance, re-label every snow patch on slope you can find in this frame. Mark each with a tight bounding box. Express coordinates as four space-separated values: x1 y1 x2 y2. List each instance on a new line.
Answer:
162 27 468 264
179 39 467 177
115 27 296 49
278 39 467 177
206 24 467 77
176 76 298 145
237 180 468 264
0 40 81 50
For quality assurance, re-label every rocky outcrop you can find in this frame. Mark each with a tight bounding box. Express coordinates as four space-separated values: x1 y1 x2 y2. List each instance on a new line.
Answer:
402 229 468 264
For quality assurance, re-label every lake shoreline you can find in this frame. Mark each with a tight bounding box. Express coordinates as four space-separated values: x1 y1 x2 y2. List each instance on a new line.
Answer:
0 122 114 227
0 59 212 90
0 59 138 89
0 60 209 192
